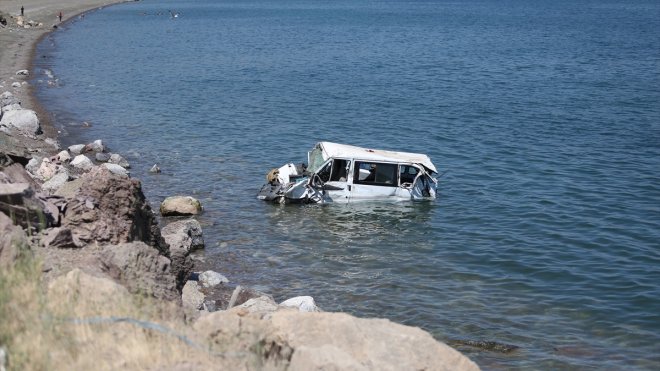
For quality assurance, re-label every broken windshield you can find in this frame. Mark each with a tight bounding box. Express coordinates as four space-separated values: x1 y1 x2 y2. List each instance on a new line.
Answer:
307 145 325 173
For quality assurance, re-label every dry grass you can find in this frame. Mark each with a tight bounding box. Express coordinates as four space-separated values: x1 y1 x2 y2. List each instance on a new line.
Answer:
0 247 227 370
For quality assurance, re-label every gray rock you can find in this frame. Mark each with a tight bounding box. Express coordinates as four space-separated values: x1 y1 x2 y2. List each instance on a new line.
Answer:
194 310 480 371
199 270 229 288
201 284 273 312
1 163 40 190
161 219 204 252
42 171 70 193
0 91 19 107
161 219 202 291
160 196 202 216
1 103 21 113
149 164 161 173
234 296 279 316
279 296 320 312
25 157 41 176
109 153 130 168
0 182 32 198
86 139 104 153
95 152 110 162
68 144 85 155
182 280 205 311
56 150 72 163
16 70 29 76
42 227 79 248
36 158 60 181
38 194 66 226
100 242 178 301
0 109 41 136
101 163 129 177
54 178 84 199
71 155 94 171
44 138 59 149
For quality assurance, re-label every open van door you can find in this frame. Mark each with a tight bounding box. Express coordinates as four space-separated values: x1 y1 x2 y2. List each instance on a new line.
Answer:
310 159 352 202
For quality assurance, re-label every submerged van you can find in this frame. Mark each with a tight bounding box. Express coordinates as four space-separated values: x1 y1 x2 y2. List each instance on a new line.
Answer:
257 142 438 204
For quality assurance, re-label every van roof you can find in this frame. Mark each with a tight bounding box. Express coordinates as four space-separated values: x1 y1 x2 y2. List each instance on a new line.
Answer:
317 142 438 173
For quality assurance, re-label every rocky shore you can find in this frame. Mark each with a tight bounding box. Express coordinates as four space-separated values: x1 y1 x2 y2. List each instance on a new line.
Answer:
1 2 479 370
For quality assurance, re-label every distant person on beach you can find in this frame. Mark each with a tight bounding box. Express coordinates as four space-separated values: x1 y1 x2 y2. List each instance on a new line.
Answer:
58 11 62 22
21 6 24 16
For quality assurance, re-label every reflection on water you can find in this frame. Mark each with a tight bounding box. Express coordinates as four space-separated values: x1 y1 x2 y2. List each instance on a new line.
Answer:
266 201 435 246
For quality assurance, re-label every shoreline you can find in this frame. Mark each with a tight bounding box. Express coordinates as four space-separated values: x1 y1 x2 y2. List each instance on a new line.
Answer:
1 0 132 139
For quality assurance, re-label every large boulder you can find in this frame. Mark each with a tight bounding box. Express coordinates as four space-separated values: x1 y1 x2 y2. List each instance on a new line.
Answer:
160 196 202 216
194 310 480 371
161 218 204 291
0 109 41 136
59 167 165 253
270 311 480 371
161 219 204 253
99 242 179 301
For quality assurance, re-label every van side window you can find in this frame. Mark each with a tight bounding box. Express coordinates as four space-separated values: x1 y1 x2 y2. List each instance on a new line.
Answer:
329 159 350 181
399 165 419 186
354 161 397 187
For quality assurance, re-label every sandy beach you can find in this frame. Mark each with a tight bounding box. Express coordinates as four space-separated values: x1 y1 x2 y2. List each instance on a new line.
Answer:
0 0 128 135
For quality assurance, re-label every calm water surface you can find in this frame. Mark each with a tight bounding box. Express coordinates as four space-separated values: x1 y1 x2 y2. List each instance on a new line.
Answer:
34 0 660 369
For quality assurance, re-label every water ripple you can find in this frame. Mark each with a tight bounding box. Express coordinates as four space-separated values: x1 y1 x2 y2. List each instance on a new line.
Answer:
32 0 660 369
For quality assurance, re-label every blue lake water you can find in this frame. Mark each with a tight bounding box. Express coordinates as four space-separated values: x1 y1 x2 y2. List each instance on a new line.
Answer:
33 0 660 369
